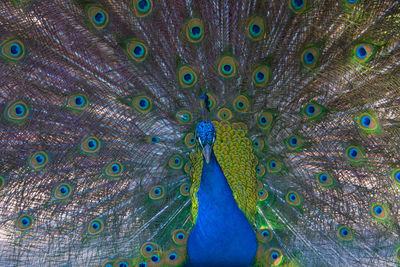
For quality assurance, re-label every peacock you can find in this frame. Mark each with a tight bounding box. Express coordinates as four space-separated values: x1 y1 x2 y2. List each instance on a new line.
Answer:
0 0 400 266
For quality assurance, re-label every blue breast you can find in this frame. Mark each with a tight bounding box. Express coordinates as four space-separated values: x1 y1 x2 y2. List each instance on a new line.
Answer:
187 151 257 267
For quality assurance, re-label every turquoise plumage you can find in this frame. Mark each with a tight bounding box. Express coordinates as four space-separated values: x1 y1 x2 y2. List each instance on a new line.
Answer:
0 0 400 266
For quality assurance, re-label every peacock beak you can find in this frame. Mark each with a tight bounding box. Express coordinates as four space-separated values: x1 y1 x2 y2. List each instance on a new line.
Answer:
202 144 212 164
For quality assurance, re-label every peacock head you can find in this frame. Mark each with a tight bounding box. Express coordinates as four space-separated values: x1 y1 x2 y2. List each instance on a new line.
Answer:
196 120 216 164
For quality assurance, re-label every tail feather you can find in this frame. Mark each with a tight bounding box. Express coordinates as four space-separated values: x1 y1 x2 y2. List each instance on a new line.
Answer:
0 0 400 266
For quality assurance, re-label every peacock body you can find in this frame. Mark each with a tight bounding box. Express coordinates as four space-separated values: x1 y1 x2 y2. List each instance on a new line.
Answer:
0 0 400 266
187 121 257 266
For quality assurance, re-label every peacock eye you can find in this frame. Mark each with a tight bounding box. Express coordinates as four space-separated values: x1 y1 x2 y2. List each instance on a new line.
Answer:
29 151 49 170
178 66 197 88
16 215 34 231
1 39 25 61
86 5 109 29
104 161 123 177
151 254 160 262
132 0 153 17
186 18 204 43
125 40 148 63
87 219 104 235
54 183 73 200
289 0 308 13
169 252 177 260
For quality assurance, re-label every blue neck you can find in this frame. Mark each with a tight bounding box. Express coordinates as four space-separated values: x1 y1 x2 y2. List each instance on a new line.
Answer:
186 151 257 267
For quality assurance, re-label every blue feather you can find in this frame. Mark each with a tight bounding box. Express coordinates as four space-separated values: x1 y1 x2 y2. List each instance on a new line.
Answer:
187 151 257 266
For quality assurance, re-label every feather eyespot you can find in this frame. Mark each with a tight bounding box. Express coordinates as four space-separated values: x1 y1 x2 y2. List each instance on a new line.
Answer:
217 56 236 78
267 158 282 173
316 172 335 188
252 65 270 87
0 38 25 61
172 229 188 245
257 228 273 243
286 191 302 206
125 40 148 63
353 43 375 63
178 66 197 88
289 0 308 13
217 108 232 121
175 110 193 124
257 111 273 131
88 219 104 235
16 214 34 231
301 102 325 120
169 155 183 169
28 151 49 170
184 133 196 148
149 136 160 144
252 138 264 152
356 112 379 133
258 188 268 201
4 101 29 123
80 136 101 154
396 247 400 262
185 18 204 43
54 183 73 200
86 5 109 29
233 95 250 113
167 252 178 262
180 183 190 196
66 94 89 111
286 134 304 151
392 169 400 185
165 250 185 265
150 254 160 263
247 16 265 41
266 248 283 265
132 95 152 114
149 185 165 200
301 47 320 69
344 145 365 165
104 161 123 177
371 203 388 221
131 0 152 17
337 226 353 241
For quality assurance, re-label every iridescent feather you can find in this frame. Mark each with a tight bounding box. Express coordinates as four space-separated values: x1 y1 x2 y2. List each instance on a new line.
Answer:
0 0 399 266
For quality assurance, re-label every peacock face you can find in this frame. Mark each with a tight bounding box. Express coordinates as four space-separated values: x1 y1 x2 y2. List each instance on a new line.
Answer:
195 121 216 164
